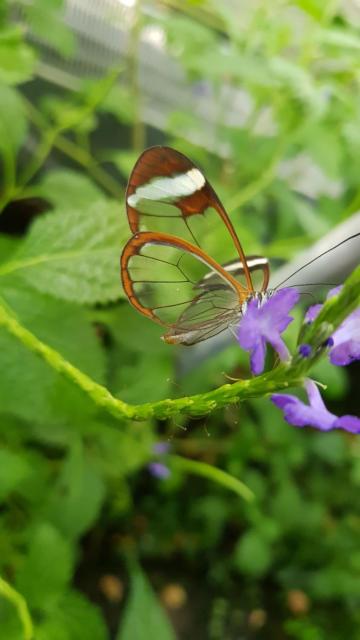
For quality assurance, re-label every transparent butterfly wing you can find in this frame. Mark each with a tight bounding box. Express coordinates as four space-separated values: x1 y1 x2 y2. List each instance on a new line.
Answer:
121 231 243 345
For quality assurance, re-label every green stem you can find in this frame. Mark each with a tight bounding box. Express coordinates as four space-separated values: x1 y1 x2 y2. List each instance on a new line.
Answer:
0 297 298 420
18 129 58 188
21 95 123 199
0 577 34 640
0 265 359 423
54 136 123 199
170 455 254 501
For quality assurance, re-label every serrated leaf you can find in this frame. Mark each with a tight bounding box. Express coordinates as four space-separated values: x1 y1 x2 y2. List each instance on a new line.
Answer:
36 591 108 640
15 523 74 610
37 169 103 209
117 564 176 640
5 200 128 304
0 283 106 424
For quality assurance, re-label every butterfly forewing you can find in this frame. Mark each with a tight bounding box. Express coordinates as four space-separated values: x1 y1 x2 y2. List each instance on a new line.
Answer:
125 146 254 291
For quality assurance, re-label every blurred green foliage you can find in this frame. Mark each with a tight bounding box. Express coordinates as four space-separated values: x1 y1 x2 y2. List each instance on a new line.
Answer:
0 1 360 638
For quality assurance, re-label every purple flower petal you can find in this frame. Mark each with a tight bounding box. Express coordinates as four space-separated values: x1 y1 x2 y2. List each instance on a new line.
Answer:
148 462 171 479
304 303 322 324
271 380 360 433
329 309 360 366
237 288 299 375
304 286 360 368
334 415 360 434
327 285 343 299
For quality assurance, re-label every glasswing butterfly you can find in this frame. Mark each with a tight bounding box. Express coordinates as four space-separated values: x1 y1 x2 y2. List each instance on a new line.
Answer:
121 146 360 345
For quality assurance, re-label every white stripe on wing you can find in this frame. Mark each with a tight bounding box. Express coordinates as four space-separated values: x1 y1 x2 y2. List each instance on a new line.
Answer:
127 168 206 207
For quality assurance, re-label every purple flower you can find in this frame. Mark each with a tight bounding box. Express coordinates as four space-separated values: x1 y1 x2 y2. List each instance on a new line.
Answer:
148 462 171 479
304 304 322 324
299 343 311 358
271 379 360 434
304 286 341 324
330 309 360 366
148 441 171 480
304 286 360 366
237 288 299 375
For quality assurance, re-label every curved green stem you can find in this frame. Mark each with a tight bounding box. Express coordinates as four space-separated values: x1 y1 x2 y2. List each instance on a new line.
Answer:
0 265 359 424
0 577 34 640
170 455 254 501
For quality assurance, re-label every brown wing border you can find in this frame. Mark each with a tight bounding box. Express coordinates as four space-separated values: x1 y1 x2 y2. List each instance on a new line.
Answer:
120 231 248 326
125 146 255 292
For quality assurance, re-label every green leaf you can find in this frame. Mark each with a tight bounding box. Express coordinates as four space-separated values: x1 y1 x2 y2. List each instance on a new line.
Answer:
0 598 24 640
0 283 106 424
0 27 36 85
117 564 176 640
37 169 103 209
25 1 75 58
2 200 128 304
271 483 304 530
15 523 74 610
233 529 272 577
36 590 108 640
100 84 135 124
0 449 31 502
0 577 33 640
106 304 172 356
321 28 360 51
44 440 106 540
0 83 27 154
0 235 20 265
114 354 174 404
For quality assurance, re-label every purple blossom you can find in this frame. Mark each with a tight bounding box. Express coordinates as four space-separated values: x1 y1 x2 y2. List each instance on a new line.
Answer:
237 288 299 375
304 286 360 366
271 379 360 434
299 343 311 358
148 462 171 479
304 304 322 324
148 441 171 480
330 309 360 366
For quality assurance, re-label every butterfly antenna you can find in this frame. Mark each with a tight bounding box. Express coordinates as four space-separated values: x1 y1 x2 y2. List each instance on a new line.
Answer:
274 233 360 290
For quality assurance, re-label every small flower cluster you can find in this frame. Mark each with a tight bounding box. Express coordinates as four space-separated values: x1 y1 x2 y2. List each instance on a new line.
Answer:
237 286 360 434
